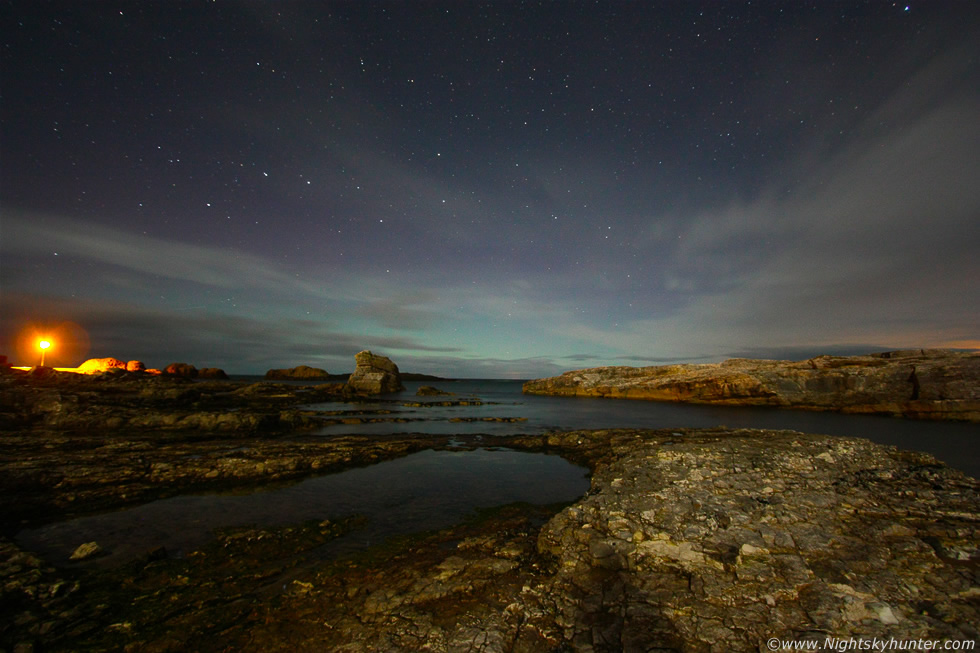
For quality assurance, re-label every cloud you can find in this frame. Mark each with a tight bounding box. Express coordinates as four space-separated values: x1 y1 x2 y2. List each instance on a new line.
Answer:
549 48 980 360
1 210 303 290
354 291 443 331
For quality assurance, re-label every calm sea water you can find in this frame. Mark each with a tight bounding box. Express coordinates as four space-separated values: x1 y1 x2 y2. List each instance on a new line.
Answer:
305 379 980 478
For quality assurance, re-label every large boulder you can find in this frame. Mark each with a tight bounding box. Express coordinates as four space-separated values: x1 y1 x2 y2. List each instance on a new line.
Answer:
265 365 330 380
346 350 403 394
77 357 128 374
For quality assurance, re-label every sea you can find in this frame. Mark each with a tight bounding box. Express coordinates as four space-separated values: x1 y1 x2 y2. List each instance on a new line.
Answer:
17 377 979 566
294 378 980 479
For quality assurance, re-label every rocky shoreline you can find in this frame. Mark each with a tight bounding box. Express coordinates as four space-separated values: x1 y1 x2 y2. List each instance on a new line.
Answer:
1 367 978 651
523 349 980 421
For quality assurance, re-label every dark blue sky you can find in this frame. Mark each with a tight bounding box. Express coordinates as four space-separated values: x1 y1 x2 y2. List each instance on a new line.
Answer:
2 1 978 376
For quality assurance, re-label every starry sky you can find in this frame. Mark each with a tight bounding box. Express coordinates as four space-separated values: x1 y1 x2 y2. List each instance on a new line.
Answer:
2 1 978 377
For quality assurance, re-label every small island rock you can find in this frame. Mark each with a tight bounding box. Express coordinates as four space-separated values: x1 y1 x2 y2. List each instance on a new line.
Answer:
164 363 198 378
197 367 229 379
346 350 404 394
265 365 330 380
416 385 454 396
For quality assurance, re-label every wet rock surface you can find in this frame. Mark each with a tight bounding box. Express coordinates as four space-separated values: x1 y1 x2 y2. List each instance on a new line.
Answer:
524 349 980 421
0 369 454 527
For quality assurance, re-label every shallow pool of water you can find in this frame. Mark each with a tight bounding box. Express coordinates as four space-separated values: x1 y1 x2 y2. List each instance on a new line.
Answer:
17 448 590 566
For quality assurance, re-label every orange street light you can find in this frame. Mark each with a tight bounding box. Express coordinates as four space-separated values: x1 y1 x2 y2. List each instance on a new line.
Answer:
39 339 52 367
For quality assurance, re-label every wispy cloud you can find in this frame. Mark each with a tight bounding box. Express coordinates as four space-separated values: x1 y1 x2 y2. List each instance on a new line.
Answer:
354 291 444 331
1 210 306 290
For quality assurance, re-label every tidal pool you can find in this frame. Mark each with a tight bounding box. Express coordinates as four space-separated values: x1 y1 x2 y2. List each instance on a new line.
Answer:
17 448 590 566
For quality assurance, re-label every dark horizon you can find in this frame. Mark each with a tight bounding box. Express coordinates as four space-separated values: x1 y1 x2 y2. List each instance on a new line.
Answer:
2 2 978 378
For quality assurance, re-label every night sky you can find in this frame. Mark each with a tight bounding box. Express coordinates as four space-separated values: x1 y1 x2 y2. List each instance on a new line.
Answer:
2 2 978 377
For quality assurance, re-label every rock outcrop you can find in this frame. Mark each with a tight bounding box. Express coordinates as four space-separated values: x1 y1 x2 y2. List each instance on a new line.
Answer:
164 362 198 378
77 358 129 374
521 428 980 650
265 365 330 380
197 367 229 379
345 350 404 394
524 349 980 420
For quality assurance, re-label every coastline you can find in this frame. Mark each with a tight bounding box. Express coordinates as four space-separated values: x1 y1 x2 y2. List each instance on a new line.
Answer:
1 367 978 650
523 350 980 422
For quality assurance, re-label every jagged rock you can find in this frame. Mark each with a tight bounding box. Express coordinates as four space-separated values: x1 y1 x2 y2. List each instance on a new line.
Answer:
523 349 980 421
265 365 329 380
126 360 145 372
164 362 198 378
77 357 128 374
197 367 229 379
346 350 404 394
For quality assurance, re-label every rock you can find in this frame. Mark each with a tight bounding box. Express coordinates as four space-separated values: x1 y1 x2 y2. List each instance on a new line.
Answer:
401 372 450 381
529 428 980 649
3 425 979 650
197 367 229 379
523 350 980 421
69 541 102 561
164 363 198 378
264 365 329 380
416 385 454 396
346 350 404 394
125 360 145 372
77 358 128 374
